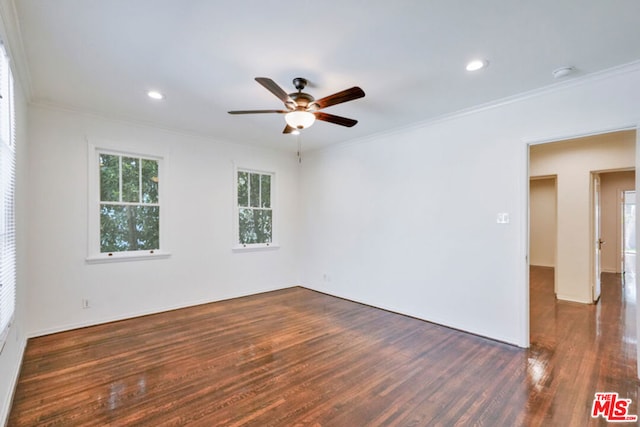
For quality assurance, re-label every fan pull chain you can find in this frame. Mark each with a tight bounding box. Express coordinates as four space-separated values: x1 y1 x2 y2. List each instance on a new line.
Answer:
297 133 302 163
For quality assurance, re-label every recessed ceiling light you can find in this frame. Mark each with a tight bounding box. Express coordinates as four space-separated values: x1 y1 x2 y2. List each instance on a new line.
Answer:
147 90 164 100
466 59 489 71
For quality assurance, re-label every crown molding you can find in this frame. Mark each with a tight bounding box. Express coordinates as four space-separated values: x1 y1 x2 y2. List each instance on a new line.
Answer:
306 60 640 155
0 0 33 100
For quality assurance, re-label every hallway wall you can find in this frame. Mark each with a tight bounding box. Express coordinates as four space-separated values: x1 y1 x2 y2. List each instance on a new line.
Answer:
530 177 557 267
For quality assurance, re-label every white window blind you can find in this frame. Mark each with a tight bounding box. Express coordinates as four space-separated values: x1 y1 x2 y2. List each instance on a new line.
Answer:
0 41 16 350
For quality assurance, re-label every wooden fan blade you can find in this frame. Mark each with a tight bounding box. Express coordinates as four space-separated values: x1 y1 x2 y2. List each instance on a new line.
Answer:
228 109 287 114
283 125 296 134
312 87 365 110
255 77 294 105
314 112 358 127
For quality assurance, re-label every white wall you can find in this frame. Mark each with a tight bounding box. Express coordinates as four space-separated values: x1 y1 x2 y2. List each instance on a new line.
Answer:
529 178 556 267
529 132 635 302
299 63 640 347
26 105 300 336
600 171 635 273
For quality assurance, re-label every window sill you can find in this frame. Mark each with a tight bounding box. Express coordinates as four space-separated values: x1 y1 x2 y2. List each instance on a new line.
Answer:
232 243 280 252
85 251 171 264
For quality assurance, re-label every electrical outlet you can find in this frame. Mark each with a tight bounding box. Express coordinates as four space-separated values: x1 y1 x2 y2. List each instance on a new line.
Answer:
82 298 90 309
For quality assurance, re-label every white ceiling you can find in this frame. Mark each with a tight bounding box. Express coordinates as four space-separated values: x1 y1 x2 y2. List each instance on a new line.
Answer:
11 0 640 151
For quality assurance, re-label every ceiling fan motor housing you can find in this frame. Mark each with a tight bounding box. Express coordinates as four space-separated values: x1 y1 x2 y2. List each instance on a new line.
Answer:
289 92 315 109
292 77 308 91
288 78 315 110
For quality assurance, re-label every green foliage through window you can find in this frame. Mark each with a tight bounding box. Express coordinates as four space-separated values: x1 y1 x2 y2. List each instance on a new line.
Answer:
237 170 272 245
99 153 160 253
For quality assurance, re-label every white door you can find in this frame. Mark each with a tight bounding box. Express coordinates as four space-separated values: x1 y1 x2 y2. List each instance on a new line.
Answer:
593 173 602 302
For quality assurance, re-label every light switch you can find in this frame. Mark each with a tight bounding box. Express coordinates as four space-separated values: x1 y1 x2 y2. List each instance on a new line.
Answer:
497 212 510 224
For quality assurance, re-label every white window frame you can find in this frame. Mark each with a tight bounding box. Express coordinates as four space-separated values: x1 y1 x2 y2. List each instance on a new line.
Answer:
233 165 278 251
87 142 170 263
0 40 16 351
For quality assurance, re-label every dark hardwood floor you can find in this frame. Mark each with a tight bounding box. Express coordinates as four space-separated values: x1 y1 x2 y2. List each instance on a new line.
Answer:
8 268 639 426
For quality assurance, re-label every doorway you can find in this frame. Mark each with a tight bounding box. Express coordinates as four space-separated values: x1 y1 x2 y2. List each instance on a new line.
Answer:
529 177 557 292
527 129 638 378
529 131 637 305
592 171 637 302
623 190 636 284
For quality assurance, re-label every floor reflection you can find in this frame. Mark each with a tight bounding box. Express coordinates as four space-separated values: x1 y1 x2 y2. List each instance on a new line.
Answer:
625 252 636 300
527 263 639 425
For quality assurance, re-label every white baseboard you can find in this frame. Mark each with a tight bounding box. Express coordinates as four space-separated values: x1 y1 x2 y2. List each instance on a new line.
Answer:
28 284 293 338
556 293 592 304
301 285 526 348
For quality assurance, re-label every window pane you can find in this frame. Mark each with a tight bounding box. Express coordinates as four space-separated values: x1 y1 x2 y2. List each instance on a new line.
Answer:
237 171 248 207
141 159 159 204
100 204 128 252
122 157 140 203
238 208 256 244
249 173 260 207
261 174 271 208
99 154 120 202
100 205 159 252
136 206 160 249
255 209 272 243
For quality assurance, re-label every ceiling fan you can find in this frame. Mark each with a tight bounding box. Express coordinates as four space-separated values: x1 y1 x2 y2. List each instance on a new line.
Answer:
228 77 365 134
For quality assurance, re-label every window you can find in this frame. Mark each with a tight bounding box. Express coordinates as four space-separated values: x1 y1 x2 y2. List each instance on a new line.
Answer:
0 41 16 349
88 146 166 262
236 169 274 247
99 153 160 253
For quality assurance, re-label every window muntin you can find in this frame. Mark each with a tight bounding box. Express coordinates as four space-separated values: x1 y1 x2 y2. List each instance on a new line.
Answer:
237 170 273 246
99 153 160 254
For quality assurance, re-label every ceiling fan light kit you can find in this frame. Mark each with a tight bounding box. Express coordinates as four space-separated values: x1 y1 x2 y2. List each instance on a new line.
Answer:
285 110 316 129
228 77 365 134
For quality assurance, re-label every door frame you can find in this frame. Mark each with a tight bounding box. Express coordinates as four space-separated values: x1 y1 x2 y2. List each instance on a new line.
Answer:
591 172 602 302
